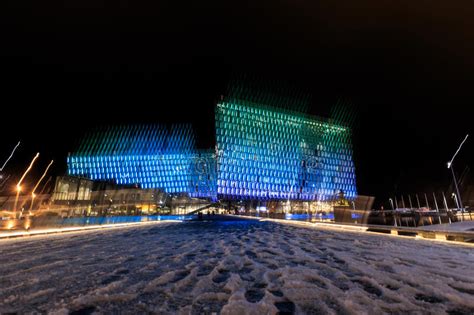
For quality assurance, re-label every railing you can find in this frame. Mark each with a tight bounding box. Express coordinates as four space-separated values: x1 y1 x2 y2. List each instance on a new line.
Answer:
231 208 473 227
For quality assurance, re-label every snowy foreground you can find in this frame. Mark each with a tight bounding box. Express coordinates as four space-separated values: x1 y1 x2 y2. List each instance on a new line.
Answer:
1 218 474 314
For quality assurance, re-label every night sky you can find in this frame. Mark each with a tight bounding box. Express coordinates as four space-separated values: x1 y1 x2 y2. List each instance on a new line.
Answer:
1 1 473 207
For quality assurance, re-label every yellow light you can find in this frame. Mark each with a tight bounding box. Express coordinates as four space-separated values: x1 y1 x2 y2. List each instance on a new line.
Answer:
6 220 14 229
0 220 182 239
17 153 40 188
16 185 21 192
32 193 36 198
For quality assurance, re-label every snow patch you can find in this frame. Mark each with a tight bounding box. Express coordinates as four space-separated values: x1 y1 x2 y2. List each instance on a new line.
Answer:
0 219 473 314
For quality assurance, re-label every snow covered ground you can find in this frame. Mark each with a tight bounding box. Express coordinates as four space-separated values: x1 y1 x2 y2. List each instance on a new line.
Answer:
1 217 474 314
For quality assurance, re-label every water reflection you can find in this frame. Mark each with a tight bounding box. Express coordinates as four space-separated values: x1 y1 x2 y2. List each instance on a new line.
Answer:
285 213 335 222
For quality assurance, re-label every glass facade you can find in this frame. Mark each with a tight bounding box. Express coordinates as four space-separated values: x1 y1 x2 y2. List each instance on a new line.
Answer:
189 150 217 200
67 98 356 202
215 100 356 201
68 125 216 200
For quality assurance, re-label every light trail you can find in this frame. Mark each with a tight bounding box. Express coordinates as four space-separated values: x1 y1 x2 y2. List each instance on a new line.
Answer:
13 153 40 214
0 141 20 171
29 160 54 212
37 176 52 196
447 134 469 168
0 174 11 189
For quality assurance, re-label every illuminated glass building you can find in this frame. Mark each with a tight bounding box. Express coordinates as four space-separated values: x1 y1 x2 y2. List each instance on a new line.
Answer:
215 101 356 202
68 86 357 204
190 150 217 200
68 125 217 200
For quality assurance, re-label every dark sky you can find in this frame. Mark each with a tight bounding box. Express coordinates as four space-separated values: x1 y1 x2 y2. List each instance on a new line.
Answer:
1 0 473 207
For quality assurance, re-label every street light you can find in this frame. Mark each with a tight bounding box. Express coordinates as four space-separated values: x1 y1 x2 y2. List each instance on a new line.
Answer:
447 134 468 213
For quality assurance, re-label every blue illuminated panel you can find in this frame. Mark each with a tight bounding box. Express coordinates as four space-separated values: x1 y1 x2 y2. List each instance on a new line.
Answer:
67 99 357 203
189 150 217 200
68 125 215 198
215 100 357 201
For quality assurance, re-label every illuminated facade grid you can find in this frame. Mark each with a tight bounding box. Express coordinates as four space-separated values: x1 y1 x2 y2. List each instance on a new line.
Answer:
68 125 201 194
189 150 217 200
215 99 356 201
67 97 357 203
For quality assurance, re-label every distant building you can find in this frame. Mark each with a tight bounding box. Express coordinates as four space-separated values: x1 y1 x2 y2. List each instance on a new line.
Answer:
51 175 93 202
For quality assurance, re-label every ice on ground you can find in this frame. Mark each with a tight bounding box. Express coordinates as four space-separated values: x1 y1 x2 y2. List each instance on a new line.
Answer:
1 218 474 314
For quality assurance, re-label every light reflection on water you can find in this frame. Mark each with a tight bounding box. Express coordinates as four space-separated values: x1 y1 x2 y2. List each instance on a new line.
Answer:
285 213 335 221
253 212 364 223
253 212 336 222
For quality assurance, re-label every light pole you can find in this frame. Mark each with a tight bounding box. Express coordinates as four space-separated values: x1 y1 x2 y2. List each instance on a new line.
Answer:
433 192 442 224
451 192 463 222
447 134 468 213
442 191 452 224
432 192 439 212
452 193 460 209
389 198 397 226
416 194 421 209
